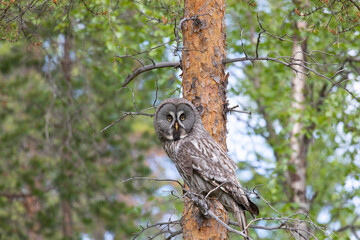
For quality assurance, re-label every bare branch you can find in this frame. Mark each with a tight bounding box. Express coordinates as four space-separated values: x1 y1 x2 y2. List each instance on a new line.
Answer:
223 56 360 102
257 14 298 43
135 7 162 23
115 39 175 59
153 77 159 108
119 55 359 101
127 55 145 67
207 210 251 239
349 0 360 12
80 0 103 15
121 176 183 188
132 218 181 240
227 105 252 115
338 23 360 34
126 178 184 240
204 181 229 199
255 29 265 58
294 6 323 17
127 177 335 239
231 219 321 238
121 87 139 112
100 108 154 133
121 61 180 87
165 230 183 240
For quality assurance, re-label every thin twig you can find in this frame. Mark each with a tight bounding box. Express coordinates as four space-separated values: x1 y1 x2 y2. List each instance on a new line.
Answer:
165 230 183 240
100 109 154 133
135 7 162 23
223 56 359 101
115 39 175 58
204 181 229 199
239 28 249 59
207 210 251 239
120 87 139 112
132 219 181 240
255 29 265 58
227 105 252 115
153 77 159 108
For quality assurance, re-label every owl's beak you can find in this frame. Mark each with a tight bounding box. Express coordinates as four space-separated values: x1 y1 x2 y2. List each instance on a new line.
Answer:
172 121 180 141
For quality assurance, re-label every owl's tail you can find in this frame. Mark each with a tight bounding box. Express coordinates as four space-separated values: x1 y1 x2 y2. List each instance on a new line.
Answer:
231 201 250 240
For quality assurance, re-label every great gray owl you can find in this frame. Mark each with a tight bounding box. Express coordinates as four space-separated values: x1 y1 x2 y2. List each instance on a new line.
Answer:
153 98 259 234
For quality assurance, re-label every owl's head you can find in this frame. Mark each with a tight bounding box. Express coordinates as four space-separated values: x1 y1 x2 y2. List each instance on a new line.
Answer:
154 98 201 141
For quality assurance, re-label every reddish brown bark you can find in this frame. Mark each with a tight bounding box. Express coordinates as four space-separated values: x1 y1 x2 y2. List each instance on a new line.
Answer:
182 196 229 239
182 0 228 149
23 181 43 240
181 0 229 239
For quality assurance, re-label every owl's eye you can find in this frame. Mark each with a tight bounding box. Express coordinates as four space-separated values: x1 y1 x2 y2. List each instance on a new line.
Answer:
167 115 173 122
180 114 186 121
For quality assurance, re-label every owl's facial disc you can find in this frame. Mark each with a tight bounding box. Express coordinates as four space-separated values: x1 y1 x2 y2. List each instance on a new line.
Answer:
171 110 187 141
155 102 195 141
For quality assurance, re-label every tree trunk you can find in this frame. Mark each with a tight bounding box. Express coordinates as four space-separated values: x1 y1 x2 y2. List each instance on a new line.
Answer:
288 21 308 209
62 200 73 238
60 27 74 240
23 181 43 240
286 16 311 239
181 0 229 239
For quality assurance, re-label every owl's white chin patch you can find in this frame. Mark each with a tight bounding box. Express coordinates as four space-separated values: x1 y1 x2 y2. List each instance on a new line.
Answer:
180 133 188 139
164 134 174 140
164 133 187 141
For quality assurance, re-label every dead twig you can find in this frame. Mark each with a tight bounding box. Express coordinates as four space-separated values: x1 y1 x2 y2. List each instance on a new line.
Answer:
121 61 180 87
100 108 154 133
227 105 252 115
223 56 359 102
121 176 184 188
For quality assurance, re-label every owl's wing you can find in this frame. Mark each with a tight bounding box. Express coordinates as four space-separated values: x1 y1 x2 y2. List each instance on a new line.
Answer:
177 138 237 182
176 138 259 217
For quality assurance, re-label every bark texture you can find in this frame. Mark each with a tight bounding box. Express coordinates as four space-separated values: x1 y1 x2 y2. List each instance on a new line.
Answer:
287 18 311 239
288 21 308 208
181 0 228 148
181 0 229 239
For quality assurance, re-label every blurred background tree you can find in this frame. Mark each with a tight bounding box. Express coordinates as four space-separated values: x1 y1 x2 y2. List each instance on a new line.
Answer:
0 0 359 239
1 1 179 239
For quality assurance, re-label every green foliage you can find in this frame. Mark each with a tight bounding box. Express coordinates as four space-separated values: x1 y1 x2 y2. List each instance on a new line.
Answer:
227 0 360 239
0 1 180 239
1 0 359 239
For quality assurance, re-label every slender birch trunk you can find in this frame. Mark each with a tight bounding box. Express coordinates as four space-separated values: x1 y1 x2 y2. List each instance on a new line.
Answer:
287 15 311 239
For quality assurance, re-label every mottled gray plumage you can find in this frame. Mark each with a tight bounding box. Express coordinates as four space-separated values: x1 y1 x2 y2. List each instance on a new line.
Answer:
154 98 259 233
